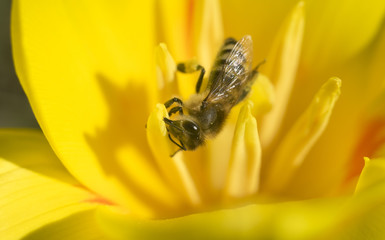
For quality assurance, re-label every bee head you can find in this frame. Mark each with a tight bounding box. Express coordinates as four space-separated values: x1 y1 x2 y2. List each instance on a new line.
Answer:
163 118 204 150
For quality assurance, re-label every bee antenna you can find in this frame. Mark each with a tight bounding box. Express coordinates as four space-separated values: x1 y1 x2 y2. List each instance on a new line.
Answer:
163 118 184 131
201 98 208 110
255 59 266 71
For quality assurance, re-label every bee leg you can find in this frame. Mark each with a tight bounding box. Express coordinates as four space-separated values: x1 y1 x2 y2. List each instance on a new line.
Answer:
164 97 183 108
163 118 186 150
195 65 206 93
168 106 183 116
179 139 187 150
170 148 183 157
168 134 187 157
163 117 183 131
176 62 205 93
168 134 184 149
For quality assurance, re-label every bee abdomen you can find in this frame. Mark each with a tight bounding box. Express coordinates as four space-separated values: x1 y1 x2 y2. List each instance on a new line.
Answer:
205 36 252 102
224 38 237 45
209 38 247 79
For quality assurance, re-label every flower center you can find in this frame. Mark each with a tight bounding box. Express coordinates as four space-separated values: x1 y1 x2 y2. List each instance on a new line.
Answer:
147 39 341 218
144 1 344 219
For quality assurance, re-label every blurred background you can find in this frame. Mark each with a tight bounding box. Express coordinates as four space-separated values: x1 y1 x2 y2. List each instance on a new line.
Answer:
0 0 38 127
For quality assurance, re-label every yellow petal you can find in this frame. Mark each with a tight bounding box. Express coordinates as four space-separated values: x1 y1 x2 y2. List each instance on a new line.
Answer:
341 24 385 182
156 0 192 60
224 101 262 200
343 85 385 187
355 157 385 193
22 210 102 240
194 0 224 68
146 104 201 208
365 22 385 100
375 145 385 160
260 1 305 147
264 77 341 193
302 0 385 72
97 163 385 240
0 129 101 239
11 0 174 217
157 0 223 66
335 157 385 239
221 0 298 62
95 198 347 240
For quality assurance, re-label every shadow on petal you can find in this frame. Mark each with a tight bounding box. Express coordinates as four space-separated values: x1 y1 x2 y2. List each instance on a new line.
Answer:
0 129 77 186
85 73 153 162
84 74 182 217
21 210 103 240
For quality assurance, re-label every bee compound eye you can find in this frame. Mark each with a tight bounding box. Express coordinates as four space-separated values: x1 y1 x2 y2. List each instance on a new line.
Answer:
182 121 200 134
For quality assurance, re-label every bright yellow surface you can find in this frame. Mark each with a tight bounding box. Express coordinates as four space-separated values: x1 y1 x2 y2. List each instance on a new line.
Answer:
0 129 101 239
156 0 192 61
221 0 298 62
225 101 262 199
249 73 275 117
146 104 201 210
264 78 341 193
302 0 385 73
8 0 385 238
11 0 177 218
222 0 385 75
155 43 178 102
220 0 385 200
157 0 223 67
2 130 385 239
260 2 305 148
94 157 385 239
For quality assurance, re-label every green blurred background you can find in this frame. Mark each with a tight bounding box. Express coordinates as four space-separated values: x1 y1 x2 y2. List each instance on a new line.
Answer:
0 0 38 127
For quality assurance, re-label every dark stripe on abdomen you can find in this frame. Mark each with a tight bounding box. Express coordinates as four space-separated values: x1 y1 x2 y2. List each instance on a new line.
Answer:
224 38 237 45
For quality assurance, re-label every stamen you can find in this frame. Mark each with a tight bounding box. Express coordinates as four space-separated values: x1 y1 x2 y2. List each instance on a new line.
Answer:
249 74 275 117
155 43 177 101
146 104 201 206
224 101 262 200
264 77 341 193
196 0 224 69
260 1 305 147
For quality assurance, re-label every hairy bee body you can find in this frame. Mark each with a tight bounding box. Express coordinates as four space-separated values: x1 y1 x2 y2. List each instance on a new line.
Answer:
184 98 227 138
163 35 259 156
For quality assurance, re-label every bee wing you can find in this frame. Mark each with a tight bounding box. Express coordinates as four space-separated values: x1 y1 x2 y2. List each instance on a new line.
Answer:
205 35 253 104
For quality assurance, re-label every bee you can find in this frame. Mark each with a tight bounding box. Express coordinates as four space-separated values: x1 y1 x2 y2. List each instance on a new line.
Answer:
164 35 263 156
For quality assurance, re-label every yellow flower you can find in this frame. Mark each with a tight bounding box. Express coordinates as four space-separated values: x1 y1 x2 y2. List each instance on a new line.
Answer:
3 0 385 239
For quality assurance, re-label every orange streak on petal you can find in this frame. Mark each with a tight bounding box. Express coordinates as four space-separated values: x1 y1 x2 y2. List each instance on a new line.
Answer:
346 118 385 181
74 184 116 206
85 197 115 206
